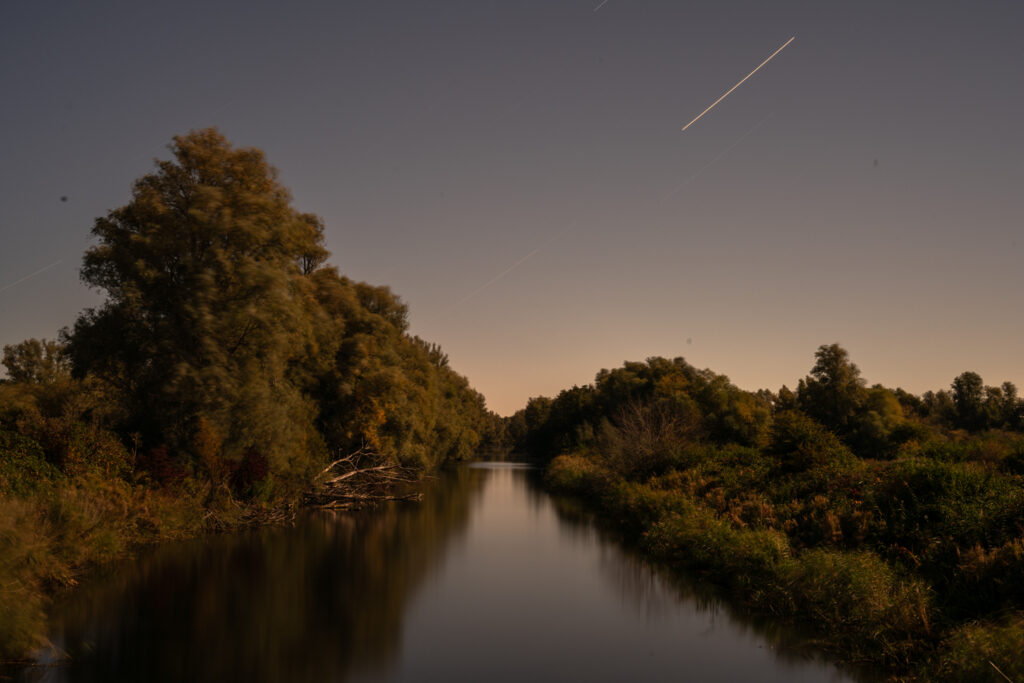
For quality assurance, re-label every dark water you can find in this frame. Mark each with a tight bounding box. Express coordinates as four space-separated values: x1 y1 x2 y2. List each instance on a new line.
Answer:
20 464 865 682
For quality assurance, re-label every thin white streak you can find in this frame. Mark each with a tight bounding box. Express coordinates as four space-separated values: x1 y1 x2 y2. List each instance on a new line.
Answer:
593 0 612 11
681 36 794 132
0 260 64 294
454 220 578 308
664 112 774 199
457 249 541 306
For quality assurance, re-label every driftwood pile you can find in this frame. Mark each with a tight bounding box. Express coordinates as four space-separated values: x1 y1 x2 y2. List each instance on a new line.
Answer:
305 446 423 510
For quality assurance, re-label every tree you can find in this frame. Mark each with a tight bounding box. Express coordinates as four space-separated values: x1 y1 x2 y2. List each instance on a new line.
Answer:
65 129 329 479
951 371 986 431
775 385 798 411
305 267 492 469
2 339 70 385
921 389 956 425
999 381 1022 430
846 385 907 457
798 343 866 432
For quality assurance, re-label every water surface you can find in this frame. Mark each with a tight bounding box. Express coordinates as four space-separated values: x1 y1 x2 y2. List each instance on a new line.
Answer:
24 463 863 682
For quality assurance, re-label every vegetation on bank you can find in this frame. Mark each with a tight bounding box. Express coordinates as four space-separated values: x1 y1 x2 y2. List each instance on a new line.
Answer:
0 130 499 662
513 347 1024 681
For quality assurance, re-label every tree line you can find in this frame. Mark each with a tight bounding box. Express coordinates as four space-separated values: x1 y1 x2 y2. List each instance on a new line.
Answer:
518 345 1024 680
509 343 1022 465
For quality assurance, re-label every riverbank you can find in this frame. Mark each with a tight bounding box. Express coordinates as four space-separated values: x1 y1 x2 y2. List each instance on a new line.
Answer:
544 451 1024 682
0 451 434 666
0 473 284 664
2 129 500 663
5 464 864 682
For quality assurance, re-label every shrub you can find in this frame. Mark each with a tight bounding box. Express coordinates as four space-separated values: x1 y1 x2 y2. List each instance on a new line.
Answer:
643 506 791 596
953 538 1024 617
0 430 62 497
999 438 1024 475
928 615 1024 682
868 459 1024 556
58 422 132 478
0 498 55 660
0 464 209 662
766 411 855 473
783 549 931 650
595 402 693 480
604 481 688 534
45 473 138 568
545 454 611 500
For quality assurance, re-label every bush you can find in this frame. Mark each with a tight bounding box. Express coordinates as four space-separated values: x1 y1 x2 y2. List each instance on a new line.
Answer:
953 538 1024 617
545 454 611 499
643 506 791 595
604 481 688 534
0 430 62 497
595 402 693 480
0 473 208 661
783 549 931 656
928 615 1024 682
766 411 855 473
0 498 55 660
58 422 132 478
868 458 1024 556
999 438 1024 474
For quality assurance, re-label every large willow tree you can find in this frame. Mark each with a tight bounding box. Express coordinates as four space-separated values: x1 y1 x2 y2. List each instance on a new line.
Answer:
67 129 331 480
65 128 495 488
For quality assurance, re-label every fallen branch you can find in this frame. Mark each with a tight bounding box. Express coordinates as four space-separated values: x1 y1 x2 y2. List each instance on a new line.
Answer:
316 492 423 510
323 463 403 486
306 445 422 510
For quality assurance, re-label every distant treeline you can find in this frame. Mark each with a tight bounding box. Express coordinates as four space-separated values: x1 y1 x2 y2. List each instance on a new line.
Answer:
514 346 1024 681
0 129 499 660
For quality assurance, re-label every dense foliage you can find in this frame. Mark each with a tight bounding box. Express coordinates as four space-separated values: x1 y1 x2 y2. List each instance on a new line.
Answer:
519 346 1024 680
0 129 496 661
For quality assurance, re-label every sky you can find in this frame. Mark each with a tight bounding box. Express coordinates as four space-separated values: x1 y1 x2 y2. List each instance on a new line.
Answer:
1 1 1022 415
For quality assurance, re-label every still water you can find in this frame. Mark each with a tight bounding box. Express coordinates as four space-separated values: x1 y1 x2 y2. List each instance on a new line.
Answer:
24 464 863 682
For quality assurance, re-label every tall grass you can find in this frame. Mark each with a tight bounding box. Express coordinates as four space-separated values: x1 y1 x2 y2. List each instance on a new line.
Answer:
0 475 208 661
545 446 1024 678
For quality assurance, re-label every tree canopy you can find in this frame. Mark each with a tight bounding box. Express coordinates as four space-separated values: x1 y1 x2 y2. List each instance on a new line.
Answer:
55 128 494 490
797 343 866 432
66 129 329 479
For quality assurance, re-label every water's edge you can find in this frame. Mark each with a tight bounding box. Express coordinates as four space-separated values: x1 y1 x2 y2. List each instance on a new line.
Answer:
17 463 863 682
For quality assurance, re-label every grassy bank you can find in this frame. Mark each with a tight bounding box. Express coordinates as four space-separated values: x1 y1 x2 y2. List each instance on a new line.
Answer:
0 465 297 662
545 450 1024 681
513 349 1024 681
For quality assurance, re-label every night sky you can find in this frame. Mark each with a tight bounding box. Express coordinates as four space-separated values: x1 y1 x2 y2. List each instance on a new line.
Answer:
2 1 1022 415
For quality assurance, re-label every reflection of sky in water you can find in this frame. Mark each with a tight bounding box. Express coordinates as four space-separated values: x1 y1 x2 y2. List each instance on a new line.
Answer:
360 466 862 683
22 465 865 683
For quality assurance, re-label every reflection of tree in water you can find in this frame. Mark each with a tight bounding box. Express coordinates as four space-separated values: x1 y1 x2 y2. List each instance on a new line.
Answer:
545 494 881 682
34 467 486 683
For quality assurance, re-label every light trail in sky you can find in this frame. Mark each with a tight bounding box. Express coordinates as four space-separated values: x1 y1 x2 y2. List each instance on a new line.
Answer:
0 260 63 294
593 0 612 12
454 34 792 311
664 112 774 200
681 36 794 132
456 249 542 306
454 220 578 307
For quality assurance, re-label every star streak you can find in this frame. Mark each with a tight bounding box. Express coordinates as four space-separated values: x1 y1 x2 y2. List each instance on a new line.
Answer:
681 36 794 132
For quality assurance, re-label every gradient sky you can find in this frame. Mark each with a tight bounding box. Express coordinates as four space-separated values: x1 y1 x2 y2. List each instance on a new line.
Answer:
2 1 1022 415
